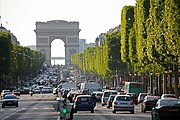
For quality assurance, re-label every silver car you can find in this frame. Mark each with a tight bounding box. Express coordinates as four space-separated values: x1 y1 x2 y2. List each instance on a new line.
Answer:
112 95 134 114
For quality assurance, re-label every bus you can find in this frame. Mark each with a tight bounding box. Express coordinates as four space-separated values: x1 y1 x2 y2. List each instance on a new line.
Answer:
124 82 144 94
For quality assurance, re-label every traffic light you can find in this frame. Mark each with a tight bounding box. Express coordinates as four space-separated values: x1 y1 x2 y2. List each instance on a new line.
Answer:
62 102 67 114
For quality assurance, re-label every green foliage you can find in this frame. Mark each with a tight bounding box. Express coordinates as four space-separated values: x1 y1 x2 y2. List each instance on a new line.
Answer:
135 0 150 63
121 6 135 63
0 32 12 75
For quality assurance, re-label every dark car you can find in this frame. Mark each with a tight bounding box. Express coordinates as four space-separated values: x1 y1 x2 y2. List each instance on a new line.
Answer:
73 95 94 113
141 95 160 113
151 98 180 120
107 95 116 109
2 94 19 108
126 93 139 105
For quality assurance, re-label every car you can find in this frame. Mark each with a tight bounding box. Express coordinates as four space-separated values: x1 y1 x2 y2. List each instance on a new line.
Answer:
112 95 134 114
1 90 11 99
138 93 147 104
91 91 103 102
107 95 116 109
126 93 139 105
2 94 19 108
101 90 118 106
33 88 41 94
161 94 176 99
140 95 160 113
12 90 20 96
151 98 180 120
41 87 53 93
73 95 94 113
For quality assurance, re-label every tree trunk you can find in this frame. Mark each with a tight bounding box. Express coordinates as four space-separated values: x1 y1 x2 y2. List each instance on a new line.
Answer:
174 65 179 98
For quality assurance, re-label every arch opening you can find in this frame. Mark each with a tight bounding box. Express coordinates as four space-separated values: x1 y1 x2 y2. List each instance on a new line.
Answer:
51 39 65 65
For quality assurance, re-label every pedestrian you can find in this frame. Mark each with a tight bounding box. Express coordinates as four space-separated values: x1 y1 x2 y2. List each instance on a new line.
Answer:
91 94 97 107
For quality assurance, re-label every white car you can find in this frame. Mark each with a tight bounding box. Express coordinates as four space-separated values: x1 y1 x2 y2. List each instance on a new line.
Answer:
161 94 176 99
33 88 41 94
112 95 134 114
1 90 11 99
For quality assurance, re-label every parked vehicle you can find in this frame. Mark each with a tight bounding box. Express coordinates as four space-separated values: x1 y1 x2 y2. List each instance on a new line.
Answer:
107 95 116 109
151 98 180 120
73 95 94 113
2 94 19 108
140 95 160 113
101 90 118 106
1 90 11 99
112 95 134 114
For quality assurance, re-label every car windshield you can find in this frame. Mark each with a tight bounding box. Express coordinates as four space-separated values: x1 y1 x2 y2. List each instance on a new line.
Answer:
116 96 132 101
4 95 17 99
160 100 180 106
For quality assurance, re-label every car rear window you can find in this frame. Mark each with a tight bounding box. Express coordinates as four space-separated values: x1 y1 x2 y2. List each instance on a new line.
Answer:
78 97 92 102
148 96 160 101
104 92 117 97
160 100 180 106
116 96 132 101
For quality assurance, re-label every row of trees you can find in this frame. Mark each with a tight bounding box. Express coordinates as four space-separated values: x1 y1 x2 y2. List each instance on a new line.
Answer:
71 0 180 98
0 32 45 90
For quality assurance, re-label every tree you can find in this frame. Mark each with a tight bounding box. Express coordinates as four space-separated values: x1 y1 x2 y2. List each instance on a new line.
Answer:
0 32 12 75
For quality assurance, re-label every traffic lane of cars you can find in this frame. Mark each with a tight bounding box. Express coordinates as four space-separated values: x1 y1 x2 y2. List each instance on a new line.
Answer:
72 102 151 120
0 94 58 120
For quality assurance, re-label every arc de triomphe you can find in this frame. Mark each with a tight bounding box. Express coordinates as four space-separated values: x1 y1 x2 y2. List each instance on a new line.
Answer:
34 20 80 65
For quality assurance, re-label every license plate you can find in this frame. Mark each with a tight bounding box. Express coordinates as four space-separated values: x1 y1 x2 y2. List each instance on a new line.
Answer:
169 109 179 112
82 102 88 104
7 102 13 104
121 103 127 105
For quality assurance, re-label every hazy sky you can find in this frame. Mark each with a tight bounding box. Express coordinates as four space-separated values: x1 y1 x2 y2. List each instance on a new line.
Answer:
1 0 136 46
1 0 136 64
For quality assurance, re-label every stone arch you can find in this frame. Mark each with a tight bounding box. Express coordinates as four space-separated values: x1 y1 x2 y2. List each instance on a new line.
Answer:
34 20 80 65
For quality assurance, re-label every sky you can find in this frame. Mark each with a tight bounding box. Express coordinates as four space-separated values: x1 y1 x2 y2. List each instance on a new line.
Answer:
0 0 136 65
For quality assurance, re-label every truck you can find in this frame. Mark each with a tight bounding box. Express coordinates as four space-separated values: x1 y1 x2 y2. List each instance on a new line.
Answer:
80 82 101 94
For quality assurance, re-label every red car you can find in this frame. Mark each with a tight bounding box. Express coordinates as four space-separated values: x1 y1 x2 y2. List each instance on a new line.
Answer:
12 90 20 96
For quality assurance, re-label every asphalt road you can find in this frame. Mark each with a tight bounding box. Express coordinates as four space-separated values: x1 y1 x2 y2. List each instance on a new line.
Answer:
0 94 151 120
0 94 58 120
